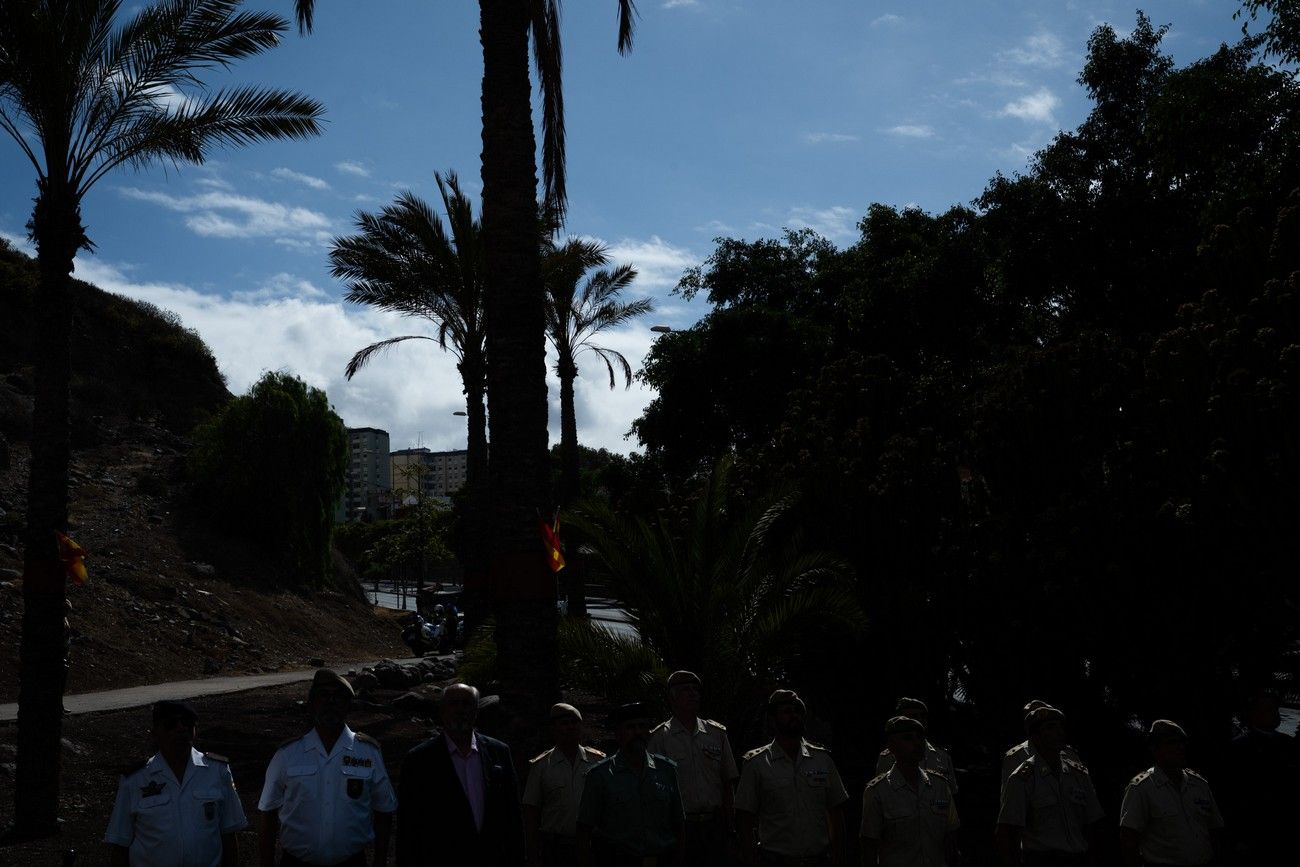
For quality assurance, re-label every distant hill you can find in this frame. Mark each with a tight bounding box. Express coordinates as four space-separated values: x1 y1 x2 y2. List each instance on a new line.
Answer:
0 237 230 443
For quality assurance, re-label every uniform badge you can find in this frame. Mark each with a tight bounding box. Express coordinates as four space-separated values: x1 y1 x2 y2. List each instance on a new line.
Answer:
347 778 363 799
140 781 165 798
204 801 215 821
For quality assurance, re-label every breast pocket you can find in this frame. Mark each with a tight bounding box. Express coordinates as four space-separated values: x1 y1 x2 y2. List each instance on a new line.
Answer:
803 771 831 806
285 764 318 799
765 777 795 810
341 766 372 802
194 788 221 822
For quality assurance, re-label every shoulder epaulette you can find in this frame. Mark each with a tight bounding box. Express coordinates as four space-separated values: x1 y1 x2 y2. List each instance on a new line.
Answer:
649 720 669 733
354 732 381 748
865 771 890 788
806 741 830 752
1186 768 1207 782
651 752 677 768
586 747 607 759
1129 769 1154 786
119 757 149 777
202 752 230 764
743 746 766 761
1063 757 1089 774
926 769 951 783
704 718 727 731
878 747 891 758
276 735 304 751
1004 745 1023 758
529 748 553 764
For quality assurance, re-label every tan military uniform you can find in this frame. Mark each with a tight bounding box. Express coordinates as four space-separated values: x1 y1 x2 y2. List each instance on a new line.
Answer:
1000 741 1081 792
1119 767 1223 866
998 754 1103 856
647 716 738 815
860 767 958 866
876 742 958 794
522 745 605 836
735 739 849 859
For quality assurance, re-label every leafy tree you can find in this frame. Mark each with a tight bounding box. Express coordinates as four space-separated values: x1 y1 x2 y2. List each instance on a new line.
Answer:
189 372 347 587
330 172 491 606
1238 0 1300 64
293 0 639 725
568 457 864 725
0 0 322 836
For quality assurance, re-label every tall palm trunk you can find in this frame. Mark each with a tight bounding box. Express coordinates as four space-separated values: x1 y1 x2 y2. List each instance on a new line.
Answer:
460 354 491 630
13 179 80 837
479 0 557 722
557 357 588 617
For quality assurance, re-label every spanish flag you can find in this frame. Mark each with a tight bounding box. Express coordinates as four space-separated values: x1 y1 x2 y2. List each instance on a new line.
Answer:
540 516 565 573
56 531 88 585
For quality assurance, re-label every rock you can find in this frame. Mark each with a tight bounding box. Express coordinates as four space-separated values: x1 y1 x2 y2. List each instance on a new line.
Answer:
0 568 20 581
352 672 380 694
147 514 165 525
308 657 325 667
190 563 216 578
389 687 442 714
203 657 222 674
139 583 177 602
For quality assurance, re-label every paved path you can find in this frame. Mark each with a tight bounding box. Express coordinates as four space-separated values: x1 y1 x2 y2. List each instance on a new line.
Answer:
0 656 434 723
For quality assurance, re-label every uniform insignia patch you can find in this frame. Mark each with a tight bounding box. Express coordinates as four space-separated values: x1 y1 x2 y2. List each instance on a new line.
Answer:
140 780 165 798
347 778 363 799
342 755 373 768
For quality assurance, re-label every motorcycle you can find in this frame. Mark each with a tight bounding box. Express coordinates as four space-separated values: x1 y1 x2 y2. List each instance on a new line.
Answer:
400 613 442 657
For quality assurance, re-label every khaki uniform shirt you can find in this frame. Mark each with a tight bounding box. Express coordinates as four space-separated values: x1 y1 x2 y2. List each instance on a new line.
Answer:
876 742 958 794
998 755 1103 855
1000 741 1080 792
647 716 739 814
1119 767 1224 866
521 745 605 836
860 767 959 867
735 739 849 859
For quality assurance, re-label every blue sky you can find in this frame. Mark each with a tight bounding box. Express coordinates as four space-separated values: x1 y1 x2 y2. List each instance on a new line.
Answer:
0 1 1256 454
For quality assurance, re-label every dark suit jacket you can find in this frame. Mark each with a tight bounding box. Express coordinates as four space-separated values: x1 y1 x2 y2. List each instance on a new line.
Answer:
396 730 523 867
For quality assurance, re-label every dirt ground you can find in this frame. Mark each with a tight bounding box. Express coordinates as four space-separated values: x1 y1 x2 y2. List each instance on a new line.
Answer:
0 434 410 702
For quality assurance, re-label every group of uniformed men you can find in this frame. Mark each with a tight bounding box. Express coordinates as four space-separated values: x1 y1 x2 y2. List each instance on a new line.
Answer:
104 668 1279 867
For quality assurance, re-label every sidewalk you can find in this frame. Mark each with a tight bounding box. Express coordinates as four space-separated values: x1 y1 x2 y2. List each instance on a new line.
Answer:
0 655 431 723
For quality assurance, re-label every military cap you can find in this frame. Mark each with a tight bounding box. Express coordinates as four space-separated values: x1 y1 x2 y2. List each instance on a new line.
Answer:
151 699 198 726
895 697 928 715
667 670 702 688
885 715 926 736
1148 719 1188 743
308 668 355 698
550 702 582 722
766 689 806 713
1025 705 1065 731
607 702 655 726
1022 699 1050 714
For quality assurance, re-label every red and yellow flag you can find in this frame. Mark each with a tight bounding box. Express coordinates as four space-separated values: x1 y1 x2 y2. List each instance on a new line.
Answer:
56 531 88 585
540 516 566 573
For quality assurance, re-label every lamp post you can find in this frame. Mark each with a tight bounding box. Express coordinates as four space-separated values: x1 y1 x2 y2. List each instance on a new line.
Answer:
650 324 673 333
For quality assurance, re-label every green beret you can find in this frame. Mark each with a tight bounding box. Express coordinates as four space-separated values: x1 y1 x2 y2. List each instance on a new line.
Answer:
1148 719 1188 743
885 715 926 736
895 697 928 715
767 689 806 713
1025 705 1065 731
550 702 582 722
608 702 654 726
667 670 701 688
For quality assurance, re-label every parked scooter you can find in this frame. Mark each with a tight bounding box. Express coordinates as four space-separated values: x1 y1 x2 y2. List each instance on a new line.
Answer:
400 612 442 657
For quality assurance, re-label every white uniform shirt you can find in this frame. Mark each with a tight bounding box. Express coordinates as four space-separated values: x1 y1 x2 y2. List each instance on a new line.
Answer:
647 716 739 813
876 742 958 794
1119 766 1224 866
104 748 248 867
998 755 1103 855
258 726 398 865
860 767 959 867
521 744 605 835
1000 741 1080 792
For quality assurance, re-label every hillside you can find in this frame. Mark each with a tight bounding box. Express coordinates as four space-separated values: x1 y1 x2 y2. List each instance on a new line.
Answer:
0 240 405 700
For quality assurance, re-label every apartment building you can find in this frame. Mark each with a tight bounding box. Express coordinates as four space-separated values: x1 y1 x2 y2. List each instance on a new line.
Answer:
336 427 392 522
390 447 470 506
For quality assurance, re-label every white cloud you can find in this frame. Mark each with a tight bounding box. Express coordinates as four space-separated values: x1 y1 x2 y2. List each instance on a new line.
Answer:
335 160 371 178
1000 88 1060 124
1000 32 1069 68
884 124 935 139
118 187 333 246
602 235 699 292
803 132 860 144
786 205 858 242
271 167 331 191
871 14 904 28
663 0 698 7
693 219 736 235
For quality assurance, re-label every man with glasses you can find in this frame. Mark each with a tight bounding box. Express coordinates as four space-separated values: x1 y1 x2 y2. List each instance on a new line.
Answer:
258 669 397 867
105 700 247 867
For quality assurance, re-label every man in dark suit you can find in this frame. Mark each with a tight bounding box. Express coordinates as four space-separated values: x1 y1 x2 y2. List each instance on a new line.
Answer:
397 683 524 866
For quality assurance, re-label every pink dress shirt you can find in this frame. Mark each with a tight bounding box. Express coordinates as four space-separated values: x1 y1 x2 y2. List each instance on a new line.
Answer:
447 733 485 830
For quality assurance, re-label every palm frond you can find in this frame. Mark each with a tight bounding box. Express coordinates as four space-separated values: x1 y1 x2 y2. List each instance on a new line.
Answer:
344 335 436 380
294 0 315 34
617 0 639 55
530 0 566 219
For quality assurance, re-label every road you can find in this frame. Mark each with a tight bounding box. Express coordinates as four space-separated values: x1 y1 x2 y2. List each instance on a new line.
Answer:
0 655 434 723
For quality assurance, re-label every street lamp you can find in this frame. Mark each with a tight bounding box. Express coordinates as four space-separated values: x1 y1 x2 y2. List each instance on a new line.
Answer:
650 325 673 333
452 410 467 416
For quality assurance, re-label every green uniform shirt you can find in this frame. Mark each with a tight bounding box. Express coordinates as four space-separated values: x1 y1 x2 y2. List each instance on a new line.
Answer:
578 750 684 857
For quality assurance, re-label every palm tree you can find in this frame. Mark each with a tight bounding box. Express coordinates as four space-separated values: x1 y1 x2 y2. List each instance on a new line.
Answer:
543 238 650 616
329 172 490 610
565 457 864 724
295 0 639 718
0 0 323 837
